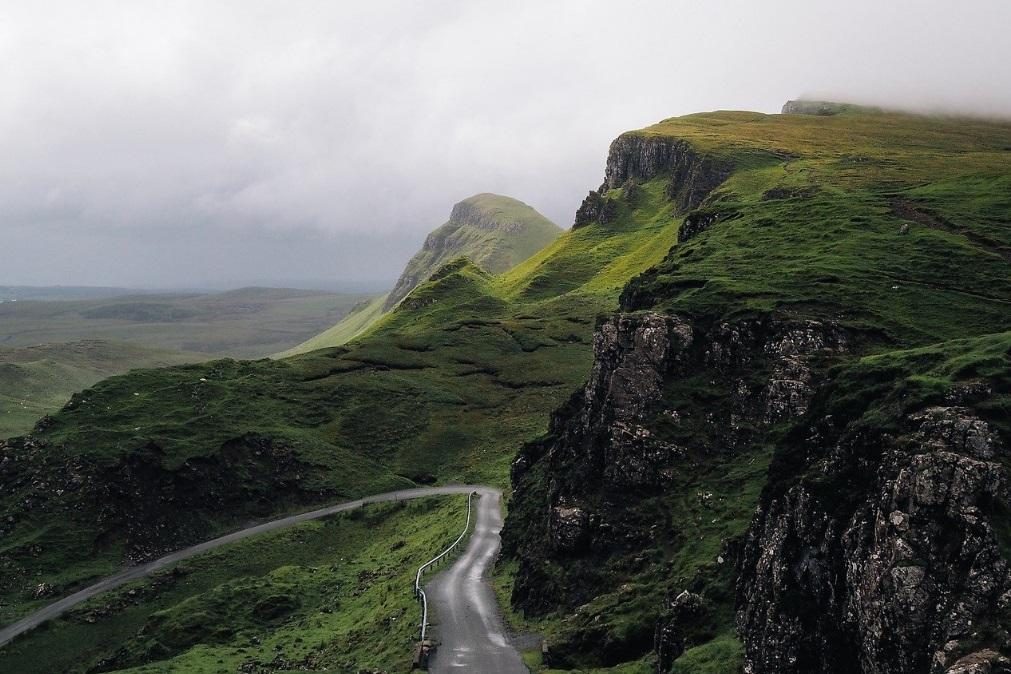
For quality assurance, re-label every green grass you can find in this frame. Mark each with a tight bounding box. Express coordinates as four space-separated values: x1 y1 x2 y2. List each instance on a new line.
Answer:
670 634 744 674
0 288 375 436
816 330 1011 439
384 193 562 308
499 107 1011 671
0 175 679 663
0 496 470 673
622 109 1011 345
279 293 389 356
0 340 201 438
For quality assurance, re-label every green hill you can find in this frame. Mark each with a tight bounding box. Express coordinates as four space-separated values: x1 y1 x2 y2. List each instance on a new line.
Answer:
0 341 202 439
384 193 562 310
0 150 680 674
2 104 1010 673
281 193 561 355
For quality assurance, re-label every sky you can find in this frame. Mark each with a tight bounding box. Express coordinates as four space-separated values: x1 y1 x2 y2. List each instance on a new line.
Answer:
2 0 1010 289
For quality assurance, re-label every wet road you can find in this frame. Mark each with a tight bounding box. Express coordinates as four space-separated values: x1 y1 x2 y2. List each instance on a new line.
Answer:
426 489 527 673
0 484 487 649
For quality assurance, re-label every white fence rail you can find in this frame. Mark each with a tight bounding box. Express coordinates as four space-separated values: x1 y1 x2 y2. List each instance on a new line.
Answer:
414 491 476 641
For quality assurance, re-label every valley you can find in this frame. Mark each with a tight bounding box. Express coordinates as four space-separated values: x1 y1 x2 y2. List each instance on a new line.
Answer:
0 287 377 438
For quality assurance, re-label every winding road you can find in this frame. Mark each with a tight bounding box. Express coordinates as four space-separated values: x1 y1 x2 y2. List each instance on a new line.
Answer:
426 488 527 673
0 484 527 672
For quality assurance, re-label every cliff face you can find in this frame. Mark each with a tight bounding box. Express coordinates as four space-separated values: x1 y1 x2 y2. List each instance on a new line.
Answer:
503 311 847 666
505 309 1010 672
573 134 730 228
738 404 1011 674
383 193 560 310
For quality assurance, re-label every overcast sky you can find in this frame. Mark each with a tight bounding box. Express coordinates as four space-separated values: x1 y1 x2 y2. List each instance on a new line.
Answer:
2 0 1009 288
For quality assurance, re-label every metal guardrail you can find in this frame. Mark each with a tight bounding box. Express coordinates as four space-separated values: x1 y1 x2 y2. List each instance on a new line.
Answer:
414 491 476 642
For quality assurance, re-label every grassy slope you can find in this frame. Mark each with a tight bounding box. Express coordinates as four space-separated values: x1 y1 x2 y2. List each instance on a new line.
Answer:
278 293 388 356
0 341 202 439
622 109 1011 342
0 496 470 674
2 107 1009 672
0 288 373 437
392 193 561 289
0 177 681 662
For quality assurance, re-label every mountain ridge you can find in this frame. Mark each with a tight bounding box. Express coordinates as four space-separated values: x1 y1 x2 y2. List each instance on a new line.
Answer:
281 192 561 355
385 193 561 310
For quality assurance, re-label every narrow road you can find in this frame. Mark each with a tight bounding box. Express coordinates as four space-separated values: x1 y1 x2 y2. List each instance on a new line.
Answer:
427 489 527 673
0 484 487 649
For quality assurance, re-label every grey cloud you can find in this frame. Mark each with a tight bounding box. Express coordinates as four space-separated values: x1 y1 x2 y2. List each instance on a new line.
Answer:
2 0 1010 287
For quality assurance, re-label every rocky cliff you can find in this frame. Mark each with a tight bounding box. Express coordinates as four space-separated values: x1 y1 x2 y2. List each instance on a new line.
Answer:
503 311 848 666
502 106 1011 672
574 134 731 228
738 402 1011 674
505 311 1010 673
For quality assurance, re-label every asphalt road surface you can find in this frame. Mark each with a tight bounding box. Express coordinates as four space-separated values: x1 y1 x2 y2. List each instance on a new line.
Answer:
426 488 527 673
0 484 487 649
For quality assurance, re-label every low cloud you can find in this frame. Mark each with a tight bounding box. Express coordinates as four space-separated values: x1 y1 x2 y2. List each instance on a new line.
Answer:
2 0 1009 286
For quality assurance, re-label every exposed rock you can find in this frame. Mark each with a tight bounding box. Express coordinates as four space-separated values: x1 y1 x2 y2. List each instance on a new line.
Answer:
549 501 590 553
601 134 731 213
945 381 993 405
622 178 642 205
0 431 340 600
678 209 725 243
737 407 1011 674
573 190 618 228
762 321 846 422
945 650 1011 674
782 100 849 116
574 135 733 285
655 591 709 671
504 313 846 628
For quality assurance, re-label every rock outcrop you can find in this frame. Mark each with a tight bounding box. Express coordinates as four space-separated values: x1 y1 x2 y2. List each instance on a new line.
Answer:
655 590 710 670
605 135 731 212
737 406 1011 674
507 303 1010 673
572 135 731 229
0 430 335 602
677 209 727 243
503 311 846 665
781 100 850 116
573 189 619 228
